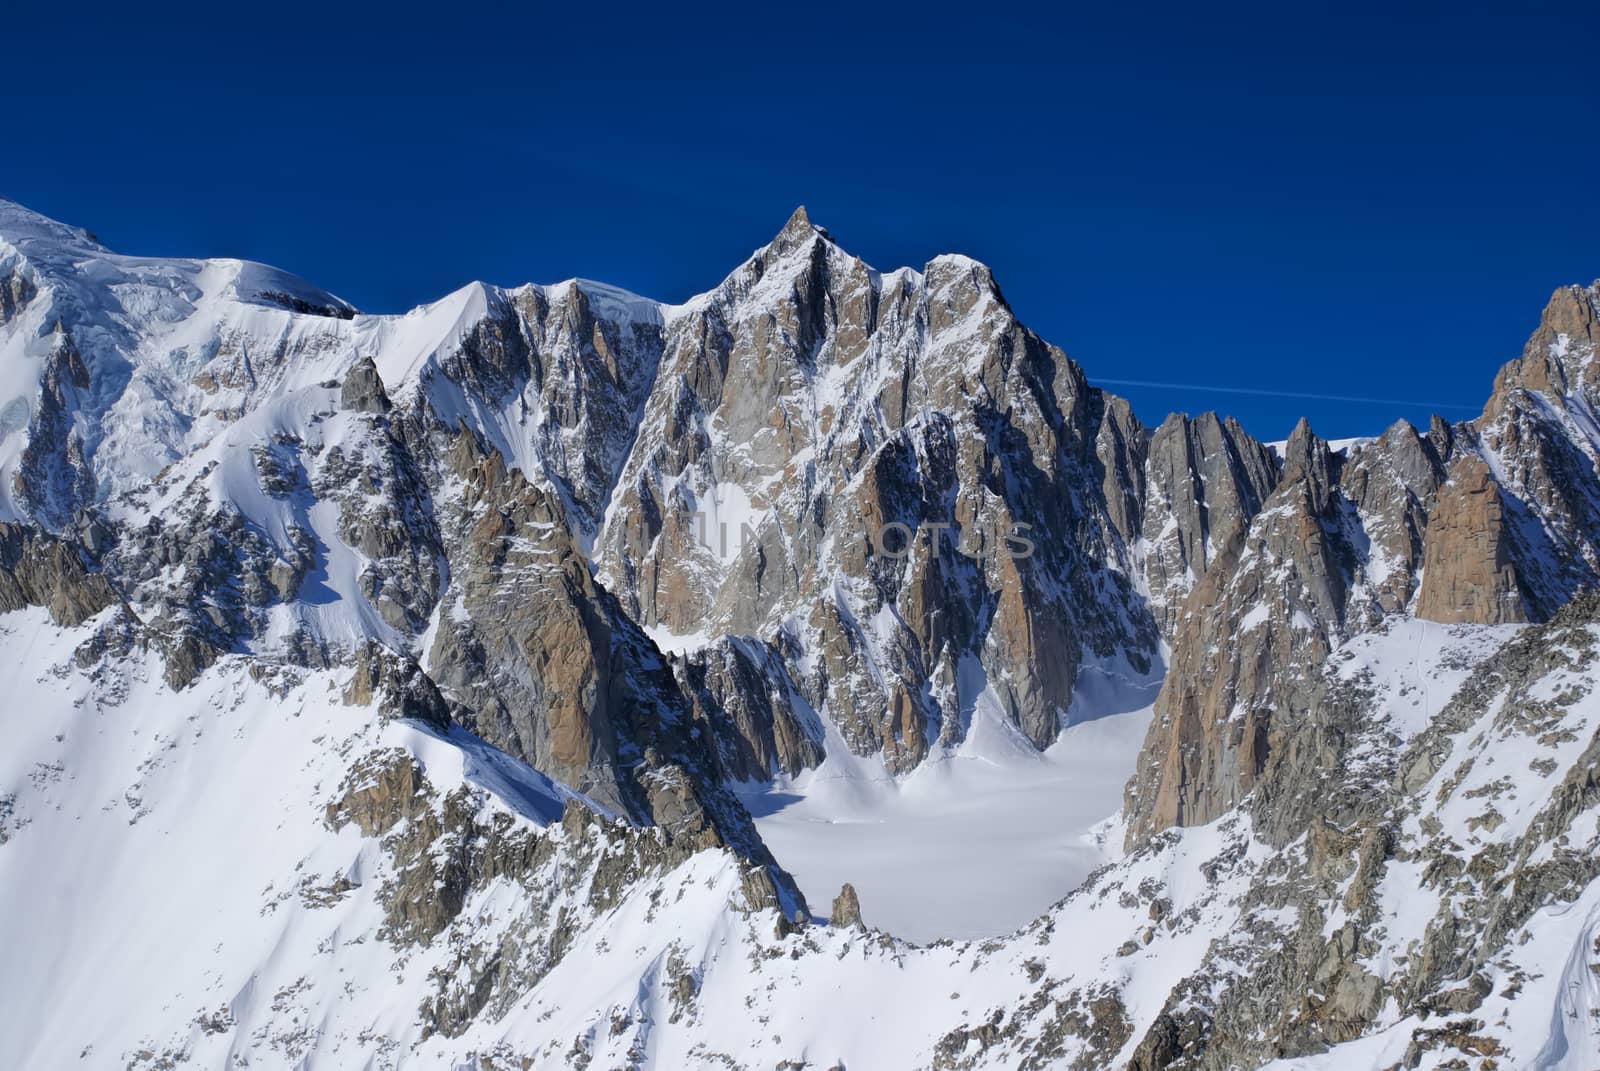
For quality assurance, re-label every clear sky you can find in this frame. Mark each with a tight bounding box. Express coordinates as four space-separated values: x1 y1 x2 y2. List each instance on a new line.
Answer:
7 2 1596 440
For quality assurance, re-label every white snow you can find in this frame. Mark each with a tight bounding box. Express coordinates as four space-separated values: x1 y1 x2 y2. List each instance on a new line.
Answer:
8 199 1600 1070
1263 434 1374 458
743 699 1155 943
0 607 568 1066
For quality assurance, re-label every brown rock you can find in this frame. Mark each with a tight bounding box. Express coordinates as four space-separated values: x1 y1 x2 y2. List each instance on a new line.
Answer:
0 521 117 627
1140 411 1279 637
1415 456 1526 624
829 882 864 929
325 748 431 836
590 212 1161 773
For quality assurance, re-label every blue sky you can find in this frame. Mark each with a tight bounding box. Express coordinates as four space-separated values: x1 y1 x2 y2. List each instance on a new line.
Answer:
7 2 1595 439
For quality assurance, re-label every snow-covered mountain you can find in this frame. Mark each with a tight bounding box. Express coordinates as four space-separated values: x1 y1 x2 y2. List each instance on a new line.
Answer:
3 195 1600 1069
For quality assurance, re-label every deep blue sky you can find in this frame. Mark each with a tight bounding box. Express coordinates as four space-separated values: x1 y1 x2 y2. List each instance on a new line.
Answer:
7 3 1596 439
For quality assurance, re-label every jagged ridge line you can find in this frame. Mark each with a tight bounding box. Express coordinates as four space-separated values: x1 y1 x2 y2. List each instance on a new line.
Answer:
1094 376 1479 412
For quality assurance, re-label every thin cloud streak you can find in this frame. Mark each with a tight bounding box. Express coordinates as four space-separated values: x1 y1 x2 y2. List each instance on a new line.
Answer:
1092 378 1480 412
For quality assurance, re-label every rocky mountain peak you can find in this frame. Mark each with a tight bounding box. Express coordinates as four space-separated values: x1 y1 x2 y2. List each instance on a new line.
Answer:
1139 409 1280 636
1280 415 1333 479
590 209 1162 776
1127 275 1600 852
5 196 1600 1069
771 204 825 251
1476 283 1600 420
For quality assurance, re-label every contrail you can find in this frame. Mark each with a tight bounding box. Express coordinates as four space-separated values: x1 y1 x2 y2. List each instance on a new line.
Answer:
1093 378 1480 412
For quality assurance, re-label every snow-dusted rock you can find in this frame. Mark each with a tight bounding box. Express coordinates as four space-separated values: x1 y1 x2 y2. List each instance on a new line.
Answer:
3 196 1600 1069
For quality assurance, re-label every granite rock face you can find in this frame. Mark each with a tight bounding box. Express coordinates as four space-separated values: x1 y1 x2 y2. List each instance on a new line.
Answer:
593 208 1159 770
1126 419 1350 839
339 355 392 415
1126 282 1600 847
829 882 865 929
672 635 824 783
0 520 117 626
1139 411 1280 638
1413 455 1526 624
5 198 1600 1069
1464 283 1600 613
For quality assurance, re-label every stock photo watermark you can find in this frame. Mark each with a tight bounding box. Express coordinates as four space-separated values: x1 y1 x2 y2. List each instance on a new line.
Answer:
681 512 1036 563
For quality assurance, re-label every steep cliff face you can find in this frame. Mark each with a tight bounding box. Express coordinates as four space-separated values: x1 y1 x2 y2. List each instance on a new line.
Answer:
1127 420 1353 839
0 200 1172 786
4 198 1600 1070
1464 283 1600 614
592 207 1159 770
1412 454 1527 623
672 635 825 783
0 519 118 625
1139 411 1281 638
1126 282 1600 847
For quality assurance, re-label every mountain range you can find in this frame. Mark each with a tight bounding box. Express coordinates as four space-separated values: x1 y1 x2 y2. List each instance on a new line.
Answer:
2 196 1598 1069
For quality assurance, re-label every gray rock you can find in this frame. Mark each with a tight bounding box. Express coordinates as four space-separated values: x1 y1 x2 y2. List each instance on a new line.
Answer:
829 882 864 929
340 355 391 414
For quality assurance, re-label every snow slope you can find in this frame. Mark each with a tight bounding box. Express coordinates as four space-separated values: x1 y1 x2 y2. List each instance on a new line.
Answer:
6 197 1600 1070
2 603 1166 1068
745 703 1154 942
10 595 1591 1069
0 197 662 537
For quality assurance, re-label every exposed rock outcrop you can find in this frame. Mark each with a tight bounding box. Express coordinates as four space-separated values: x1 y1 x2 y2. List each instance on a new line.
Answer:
416 435 807 912
829 882 864 929
1128 283 1600 846
1414 455 1526 623
339 355 391 414
593 209 1158 769
673 635 824 782
1139 411 1280 637
1125 420 1349 839
343 642 452 730
0 520 117 626
6 197 1600 1071
14 329 94 529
